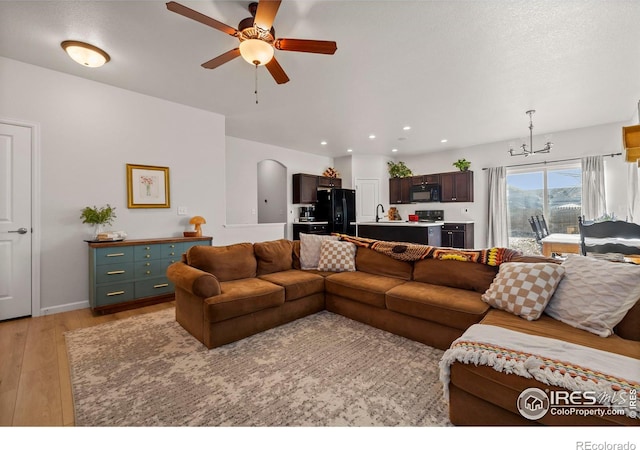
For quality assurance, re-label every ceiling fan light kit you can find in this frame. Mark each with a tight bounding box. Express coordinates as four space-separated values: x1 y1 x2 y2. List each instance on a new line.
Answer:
61 40 110 68
166 0 337 86
508 109 553 157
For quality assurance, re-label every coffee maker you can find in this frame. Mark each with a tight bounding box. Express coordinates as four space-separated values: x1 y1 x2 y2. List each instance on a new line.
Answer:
298 206 315 222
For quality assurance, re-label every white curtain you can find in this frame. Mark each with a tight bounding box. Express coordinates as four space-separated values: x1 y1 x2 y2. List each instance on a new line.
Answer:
487 166 508 247
628 162 640 223
581 155 607 220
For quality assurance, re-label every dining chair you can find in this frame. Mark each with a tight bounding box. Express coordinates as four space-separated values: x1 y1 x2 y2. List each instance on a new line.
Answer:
578 217 640 256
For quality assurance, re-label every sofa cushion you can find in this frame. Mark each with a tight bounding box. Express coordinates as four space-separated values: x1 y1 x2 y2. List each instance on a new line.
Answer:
299 233 340 270
317 240 356 272
545 255 640 337
204 278 284 323
259 269 325 302
481 262 565 321
254 239 293 275
386 281 490 331
187 243 256 282
355 247 413 280
325 271 407 308
481 309 640 359
413 259 499 293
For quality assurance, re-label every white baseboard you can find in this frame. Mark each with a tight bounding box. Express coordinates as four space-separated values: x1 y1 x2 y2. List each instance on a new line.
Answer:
39 300 90 316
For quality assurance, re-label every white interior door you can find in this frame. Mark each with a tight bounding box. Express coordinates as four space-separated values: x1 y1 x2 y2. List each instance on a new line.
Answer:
0 122 32 320
355 178 380 222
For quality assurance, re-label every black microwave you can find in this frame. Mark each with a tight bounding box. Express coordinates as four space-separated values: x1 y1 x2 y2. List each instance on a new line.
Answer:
410 184 440 202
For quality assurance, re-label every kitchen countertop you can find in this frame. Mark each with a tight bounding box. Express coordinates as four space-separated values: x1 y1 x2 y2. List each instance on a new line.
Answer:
292 221 329 225
443 220 475 224
356 221 445 227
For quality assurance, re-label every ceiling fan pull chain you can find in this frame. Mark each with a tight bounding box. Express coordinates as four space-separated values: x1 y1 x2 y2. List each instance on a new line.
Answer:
254 63 259 104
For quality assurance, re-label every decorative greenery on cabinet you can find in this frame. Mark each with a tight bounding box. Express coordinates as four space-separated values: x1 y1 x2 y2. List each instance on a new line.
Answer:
387 161 413 178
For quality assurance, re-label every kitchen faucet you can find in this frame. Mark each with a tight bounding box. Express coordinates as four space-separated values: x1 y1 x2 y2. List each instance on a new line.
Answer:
376 204 385 222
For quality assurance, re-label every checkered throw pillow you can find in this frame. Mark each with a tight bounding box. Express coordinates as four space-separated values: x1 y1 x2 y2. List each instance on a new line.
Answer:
317 240 356 272
481 262 565 321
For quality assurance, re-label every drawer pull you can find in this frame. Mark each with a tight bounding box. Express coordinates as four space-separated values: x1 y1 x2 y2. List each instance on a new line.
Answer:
145 246 150 250
146 262 151 266
170 245 175 248
107 270 125 275
154 283 169 289
169 252 175 256
107 290 125 296
145 255 151 258
146 271 151 274
106 252 125 257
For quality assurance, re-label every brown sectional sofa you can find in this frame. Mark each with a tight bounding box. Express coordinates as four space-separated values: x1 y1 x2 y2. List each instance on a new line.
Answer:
166 238 640 426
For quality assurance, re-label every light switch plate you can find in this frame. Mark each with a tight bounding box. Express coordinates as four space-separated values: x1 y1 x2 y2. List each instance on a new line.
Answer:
177 206 188 216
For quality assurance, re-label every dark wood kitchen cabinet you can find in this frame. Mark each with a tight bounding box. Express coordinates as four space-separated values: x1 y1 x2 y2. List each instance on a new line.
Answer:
441 223 474 249
411 174 440 186
389 177 413 204
293 173 342 204
440 171 474 202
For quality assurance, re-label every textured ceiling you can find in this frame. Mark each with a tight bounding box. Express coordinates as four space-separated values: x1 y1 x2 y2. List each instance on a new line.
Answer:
1 1 639 157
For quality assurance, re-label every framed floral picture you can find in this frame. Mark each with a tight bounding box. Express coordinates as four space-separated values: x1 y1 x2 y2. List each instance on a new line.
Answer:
126 164 170 208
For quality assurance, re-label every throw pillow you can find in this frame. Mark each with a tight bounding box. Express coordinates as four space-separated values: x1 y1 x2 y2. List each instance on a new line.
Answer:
481 262 566 321
299 233 340 270
317 240 356 272
544 254 640 337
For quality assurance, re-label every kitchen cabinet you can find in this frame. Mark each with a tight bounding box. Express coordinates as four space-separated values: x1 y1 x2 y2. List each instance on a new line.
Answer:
441 223 474 249
317 176 342 188
389 177 413 204
292 222 329 240
440 171 474 202
411 174 440 186
293 173 342 204
87 236 212 314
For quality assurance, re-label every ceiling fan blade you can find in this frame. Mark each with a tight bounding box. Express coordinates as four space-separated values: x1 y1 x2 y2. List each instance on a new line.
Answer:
265 57 290 84
254 0 282 31
275 38 337 55
166 1 238 37
201 48 241 69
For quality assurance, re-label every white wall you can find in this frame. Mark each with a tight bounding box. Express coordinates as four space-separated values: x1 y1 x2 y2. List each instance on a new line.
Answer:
225 136 333 240
0 57 226 314
394 121 630 247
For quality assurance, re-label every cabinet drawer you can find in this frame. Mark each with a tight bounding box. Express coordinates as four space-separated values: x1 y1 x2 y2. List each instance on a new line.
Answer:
95 262 135 284
161 242 184 259
443 224 466 231
95 246 134 265
134 244 162 261
309 224 327 233
135 260 167 278
95 282 135 306
135 278 173 298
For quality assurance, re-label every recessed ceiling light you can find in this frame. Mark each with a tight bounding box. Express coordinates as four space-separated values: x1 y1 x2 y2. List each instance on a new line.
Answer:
441 139 448 143
61 40 110 68
403 126 411 131
347 148 353 153
320 141 327 145
369 134 376 139
391 148 398 153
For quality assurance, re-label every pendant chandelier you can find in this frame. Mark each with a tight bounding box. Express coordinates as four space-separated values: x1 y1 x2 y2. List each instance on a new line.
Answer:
509 110 553 157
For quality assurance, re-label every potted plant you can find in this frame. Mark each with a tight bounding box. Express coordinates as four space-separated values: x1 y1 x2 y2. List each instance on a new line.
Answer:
453 158 471 172
80 204 117 239
387 161 413 178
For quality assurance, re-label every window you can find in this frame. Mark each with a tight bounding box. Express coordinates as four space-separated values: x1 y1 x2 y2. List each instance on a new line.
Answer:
507 164 582 254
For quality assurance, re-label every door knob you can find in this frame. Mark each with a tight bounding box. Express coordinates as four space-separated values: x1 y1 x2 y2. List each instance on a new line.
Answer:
8 227 28 234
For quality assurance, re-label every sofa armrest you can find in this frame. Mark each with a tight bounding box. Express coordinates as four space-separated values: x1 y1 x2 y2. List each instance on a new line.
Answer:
167 261 221 298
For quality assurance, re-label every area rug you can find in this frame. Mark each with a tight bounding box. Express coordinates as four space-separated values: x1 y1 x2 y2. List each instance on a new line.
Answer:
65 309 450 426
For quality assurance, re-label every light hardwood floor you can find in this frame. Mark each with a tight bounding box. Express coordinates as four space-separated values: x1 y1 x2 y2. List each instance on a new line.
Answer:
0 301 175 426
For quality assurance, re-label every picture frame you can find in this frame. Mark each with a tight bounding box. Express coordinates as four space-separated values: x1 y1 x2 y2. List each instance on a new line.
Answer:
126 163 170 208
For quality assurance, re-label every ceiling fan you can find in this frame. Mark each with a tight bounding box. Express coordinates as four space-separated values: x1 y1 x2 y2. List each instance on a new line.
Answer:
166 0 338 85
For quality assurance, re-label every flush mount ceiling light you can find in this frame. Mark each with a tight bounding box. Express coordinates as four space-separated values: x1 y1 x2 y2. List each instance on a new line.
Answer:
61 40 110 68
403 126 411 131
509 110 553 157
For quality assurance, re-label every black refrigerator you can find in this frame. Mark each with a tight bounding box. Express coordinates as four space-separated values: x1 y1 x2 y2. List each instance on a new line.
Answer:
316 188 356 235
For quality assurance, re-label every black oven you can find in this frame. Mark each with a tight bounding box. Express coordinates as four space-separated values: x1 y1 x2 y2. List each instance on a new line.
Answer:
410 184 440 202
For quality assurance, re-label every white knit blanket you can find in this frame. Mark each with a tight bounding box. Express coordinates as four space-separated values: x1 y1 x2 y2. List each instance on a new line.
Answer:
439 324 640 419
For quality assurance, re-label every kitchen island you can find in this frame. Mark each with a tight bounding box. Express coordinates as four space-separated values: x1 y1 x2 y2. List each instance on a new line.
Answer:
356 221 443 246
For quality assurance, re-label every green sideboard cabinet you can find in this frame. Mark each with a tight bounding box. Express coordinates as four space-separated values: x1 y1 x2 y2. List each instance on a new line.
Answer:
88 236 212 313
